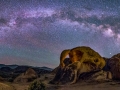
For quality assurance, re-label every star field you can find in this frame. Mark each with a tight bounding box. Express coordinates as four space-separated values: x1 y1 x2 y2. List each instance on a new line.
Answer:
0 0 120 68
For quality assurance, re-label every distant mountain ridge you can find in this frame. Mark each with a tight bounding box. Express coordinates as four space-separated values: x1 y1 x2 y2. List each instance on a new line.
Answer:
0 64 53 82
0 64 18 69
0 64 53 71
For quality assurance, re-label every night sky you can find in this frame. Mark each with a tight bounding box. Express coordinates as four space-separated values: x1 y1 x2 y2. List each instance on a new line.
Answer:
0 0 120 68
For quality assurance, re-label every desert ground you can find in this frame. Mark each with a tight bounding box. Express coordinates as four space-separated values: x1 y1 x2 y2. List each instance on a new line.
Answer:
0 73 120 90
0 51 120 90
43 74 120 90
0 82 29 90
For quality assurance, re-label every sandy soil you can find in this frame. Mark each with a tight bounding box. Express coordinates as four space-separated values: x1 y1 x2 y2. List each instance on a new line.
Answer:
11 83 29 90
0 82 15 90
43 74 120 90
1 74 120 90
0 82 29 90
46 81 120 90
58 82 120 90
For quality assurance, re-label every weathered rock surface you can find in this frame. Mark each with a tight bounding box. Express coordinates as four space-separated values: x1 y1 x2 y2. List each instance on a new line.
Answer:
107 53 120 80
51 53 120 85
50 47 108 85
51 46 120 85
14 68 38 83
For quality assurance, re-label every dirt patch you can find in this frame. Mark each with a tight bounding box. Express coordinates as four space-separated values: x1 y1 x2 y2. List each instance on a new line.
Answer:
0 82 15 90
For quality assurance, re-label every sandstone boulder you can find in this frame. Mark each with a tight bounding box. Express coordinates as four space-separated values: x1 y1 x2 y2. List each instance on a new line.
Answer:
107 53 120 80
14 68 38 83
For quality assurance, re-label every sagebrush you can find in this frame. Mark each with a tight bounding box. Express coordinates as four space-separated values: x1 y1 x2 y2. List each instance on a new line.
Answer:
28 80 45 90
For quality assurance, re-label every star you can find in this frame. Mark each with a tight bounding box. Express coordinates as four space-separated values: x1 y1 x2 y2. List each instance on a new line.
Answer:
0 0 120 68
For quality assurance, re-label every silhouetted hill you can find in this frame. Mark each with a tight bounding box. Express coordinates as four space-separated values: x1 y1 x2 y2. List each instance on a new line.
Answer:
39 66 53 71
0 67 13 72
13 66 30 73
0 64 52 82
0 64 18 69
13 66 52 74
0 64 5 68
6 65 18 69
0 64 53 71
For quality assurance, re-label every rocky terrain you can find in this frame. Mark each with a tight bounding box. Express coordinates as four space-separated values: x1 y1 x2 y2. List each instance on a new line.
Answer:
0 64 52 82
47 47 120 90
0 64 52 90
0 47 120 90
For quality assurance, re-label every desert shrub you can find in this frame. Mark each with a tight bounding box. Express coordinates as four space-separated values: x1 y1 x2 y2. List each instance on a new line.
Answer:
28 80 45 90
8 78 14 82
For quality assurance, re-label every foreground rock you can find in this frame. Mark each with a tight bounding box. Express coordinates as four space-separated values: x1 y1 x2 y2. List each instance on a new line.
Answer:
50 66 112 85
107 53 120 80
50 46 108 84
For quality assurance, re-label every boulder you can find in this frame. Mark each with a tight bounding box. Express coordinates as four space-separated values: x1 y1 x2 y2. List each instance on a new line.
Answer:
14 68 38 83
50 46 107 84
50 64 111 84
107 53 120 80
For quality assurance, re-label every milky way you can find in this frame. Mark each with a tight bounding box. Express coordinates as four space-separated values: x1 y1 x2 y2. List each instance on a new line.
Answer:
0 0 120 68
